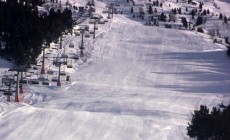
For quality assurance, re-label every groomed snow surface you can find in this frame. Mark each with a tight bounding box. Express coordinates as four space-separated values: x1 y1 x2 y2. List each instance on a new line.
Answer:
0 0 230 139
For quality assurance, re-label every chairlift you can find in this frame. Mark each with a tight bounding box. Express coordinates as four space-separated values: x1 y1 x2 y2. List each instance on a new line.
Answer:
95 25 98 30
33 66 38 70
60 71 66 76
4 91 13 96
89 19 94 24
85 25 89 31
26 73 31 77
69 43 74 48
47 70 54 75
90 30 94 34
61 54 68 58
42 80 49 85
19 79 28 84
74 31 80 36
67 61 73 68
85 33 90 38
67 64 73 68
30 79 39 85
52 44 59 49
51 77 58 82
53 62 60 67
63 61 67 65
98 19 105 24
72 55 79 60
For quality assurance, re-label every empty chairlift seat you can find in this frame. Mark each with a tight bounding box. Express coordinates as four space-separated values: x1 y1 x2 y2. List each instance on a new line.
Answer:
29 79 39 85
42 80 49 85
60 71 66 76
95 25 98 30
47 70 54 75
85 32 90 38
98 19 105 24
74 31 80 36
89 19 95 24
19 79 28 84
69 42 74 48
51 77 58 82
90 30 94 34
25 73 31 77
67 64 73 68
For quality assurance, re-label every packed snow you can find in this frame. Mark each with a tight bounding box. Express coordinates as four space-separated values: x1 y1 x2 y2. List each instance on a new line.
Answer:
0 0 230 139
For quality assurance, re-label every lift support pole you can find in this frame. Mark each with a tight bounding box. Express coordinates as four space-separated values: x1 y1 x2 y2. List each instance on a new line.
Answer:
9 67 27 102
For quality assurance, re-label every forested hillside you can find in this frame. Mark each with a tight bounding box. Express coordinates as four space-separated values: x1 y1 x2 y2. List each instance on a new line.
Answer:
0 0 72 65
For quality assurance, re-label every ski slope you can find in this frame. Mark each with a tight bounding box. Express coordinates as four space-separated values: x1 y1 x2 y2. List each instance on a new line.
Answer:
0 0 230 139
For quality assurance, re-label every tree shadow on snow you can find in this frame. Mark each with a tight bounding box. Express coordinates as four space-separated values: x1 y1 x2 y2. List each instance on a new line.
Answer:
149 50 230 95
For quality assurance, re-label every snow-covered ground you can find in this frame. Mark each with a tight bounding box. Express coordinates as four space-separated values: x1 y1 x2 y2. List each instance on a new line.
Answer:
0 0 230 139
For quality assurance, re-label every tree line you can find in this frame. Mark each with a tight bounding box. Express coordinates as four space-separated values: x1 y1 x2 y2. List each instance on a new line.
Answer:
187 104 230 139
0 0 72 66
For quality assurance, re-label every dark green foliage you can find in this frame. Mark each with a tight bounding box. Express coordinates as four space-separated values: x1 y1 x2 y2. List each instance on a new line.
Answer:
0 1 72 65
207 9 210 14
187 104 230 140
196 16 203 26
225 37 230 44
131 7 133 13
227 47 230 57
181 17 188 28
148 5 153 14
197 27 204 33
202 9 206 15
159 12 166 22
178 8 181 14
219 13 223 20
160 2 162 7
165 24 171 28
191 10 195 19
199 2 203 9
224 16 228 23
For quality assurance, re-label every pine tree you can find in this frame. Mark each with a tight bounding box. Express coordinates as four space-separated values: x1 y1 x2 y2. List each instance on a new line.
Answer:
199 2 203 10
203 9 206 15
207 9 210 14
148 5 153 14
219 13 223 20
181 17 188 28
196 16 203 26
187 104 230 140
191 10 195 19
131 7 133 13
224 16 228 23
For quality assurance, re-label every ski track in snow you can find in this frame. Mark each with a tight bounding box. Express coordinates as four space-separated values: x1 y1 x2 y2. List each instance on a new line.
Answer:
0 0 230 140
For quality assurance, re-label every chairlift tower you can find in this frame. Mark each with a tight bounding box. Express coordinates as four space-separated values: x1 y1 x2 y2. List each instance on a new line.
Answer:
92 17 99 39
53 61 62 86
78 25 88 57
88 2 94 17
41 40 47 74
8 66 27 102
107 6 111 19
1 77 15 102
59 33 63 49
52 55 68 86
